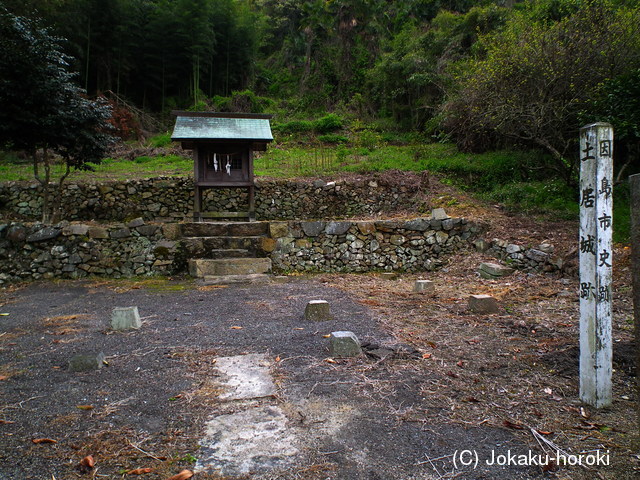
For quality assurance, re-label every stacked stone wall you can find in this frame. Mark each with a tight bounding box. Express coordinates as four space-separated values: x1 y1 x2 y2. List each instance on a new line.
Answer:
0 174 427 222
0 220 180 284
268 217 484 273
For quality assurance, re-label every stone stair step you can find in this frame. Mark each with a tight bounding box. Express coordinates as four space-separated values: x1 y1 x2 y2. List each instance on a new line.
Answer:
182 236 267 253
195 248 252 260
182 221 269 238
189 257 272 277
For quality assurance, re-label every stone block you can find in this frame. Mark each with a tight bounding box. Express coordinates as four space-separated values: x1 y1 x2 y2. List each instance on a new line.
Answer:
414 279 435 293
479 262 514 279
301 221 325 237
431 208 449 220
260 237 277 253
136 225 158 237
162 223 182 240
390 235 406 246
304 300 332 321
269 221 289 239
403 218 430 231
329 331 362 357
356 221 376 235
110 227 131 239
88 226 109 239
468 295 499 314
380 272 398 280
127 217 145 228
325 221 351 235
111 306 142 330
69 352 105 372
526 249 549 263
26 227 61 242
62 224 90 236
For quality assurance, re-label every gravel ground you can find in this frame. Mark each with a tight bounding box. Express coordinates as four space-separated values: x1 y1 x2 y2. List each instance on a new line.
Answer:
0 275 554 480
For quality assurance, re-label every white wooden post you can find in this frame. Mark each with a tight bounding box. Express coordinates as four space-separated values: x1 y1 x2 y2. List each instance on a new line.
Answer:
579 123 613 408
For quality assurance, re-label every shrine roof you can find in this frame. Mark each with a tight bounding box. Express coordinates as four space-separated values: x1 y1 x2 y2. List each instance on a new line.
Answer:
171 112 273 142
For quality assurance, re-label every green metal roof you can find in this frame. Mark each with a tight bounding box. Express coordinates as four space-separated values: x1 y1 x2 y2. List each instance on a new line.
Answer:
171 112 273 142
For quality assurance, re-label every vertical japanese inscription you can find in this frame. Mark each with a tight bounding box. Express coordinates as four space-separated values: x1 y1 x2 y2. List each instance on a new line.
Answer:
579 123 613 408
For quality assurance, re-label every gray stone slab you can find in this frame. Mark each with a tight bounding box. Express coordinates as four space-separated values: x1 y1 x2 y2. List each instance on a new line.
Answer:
69 352 105 372
468 294 500 314
403 218 430 231
304 300 332 321
479 262 514 279
330 331 362 357
325 221 351 235
111 306 142 330
414 279 435 293
215 354 276 401
301 221 325 237
62 224 90 236
431 208 449 220
26 227 60 243
196 405 298 476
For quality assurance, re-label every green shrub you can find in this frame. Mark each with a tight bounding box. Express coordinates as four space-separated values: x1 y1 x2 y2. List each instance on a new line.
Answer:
313 113 344 133
273 120 315 134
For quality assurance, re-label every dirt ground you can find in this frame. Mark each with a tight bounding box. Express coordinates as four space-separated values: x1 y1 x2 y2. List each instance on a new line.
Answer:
0 238 636 480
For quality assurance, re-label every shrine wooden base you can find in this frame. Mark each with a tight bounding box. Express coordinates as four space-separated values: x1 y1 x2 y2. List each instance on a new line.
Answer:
193 184 255 222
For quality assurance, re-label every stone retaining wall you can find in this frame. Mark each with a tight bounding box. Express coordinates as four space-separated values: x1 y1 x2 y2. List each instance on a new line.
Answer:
481 238 563 273
0 220 180 284
268 217 484 273
0 174 427 222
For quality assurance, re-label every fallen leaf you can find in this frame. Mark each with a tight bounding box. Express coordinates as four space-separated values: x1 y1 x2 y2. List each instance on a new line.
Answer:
166 470 193 480
463 397 481 403
536 430 553 435
322 334 331 338
543 387 553 395
32 438 57 444
456 360 465 368
275 355 281 362
76 405 94 411
79 455 95 468
293 328 304 331
0 375 8 381
580 407 590 419
0 420 15 424
231 326 243 330
445 371 459 378
421 353 432 359
425 341 437 349
0 313 8 316
324 358 337 364
127 467 153 475
503 420 525 430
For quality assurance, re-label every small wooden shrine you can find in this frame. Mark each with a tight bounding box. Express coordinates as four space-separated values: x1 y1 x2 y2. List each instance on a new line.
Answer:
171 111 273 221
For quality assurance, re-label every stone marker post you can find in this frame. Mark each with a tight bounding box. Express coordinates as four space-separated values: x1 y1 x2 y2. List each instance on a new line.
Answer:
579 123 613 408
630 174 640 429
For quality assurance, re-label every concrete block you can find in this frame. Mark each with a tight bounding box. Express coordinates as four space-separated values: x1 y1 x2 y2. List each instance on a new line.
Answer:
468 294 499 314
431 208 449 220
414 279 435 293
69 352 105 372
329 331 362 357
304 300 332 321
111 306 142 330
